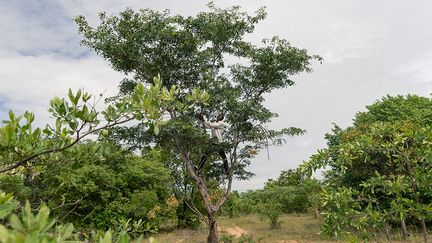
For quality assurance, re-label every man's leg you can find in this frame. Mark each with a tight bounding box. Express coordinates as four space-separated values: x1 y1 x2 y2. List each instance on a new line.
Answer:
218 149 229 174
198 152 210 171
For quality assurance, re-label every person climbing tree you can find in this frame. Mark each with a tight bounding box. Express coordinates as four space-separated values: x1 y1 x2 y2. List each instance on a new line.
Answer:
197 113 229 174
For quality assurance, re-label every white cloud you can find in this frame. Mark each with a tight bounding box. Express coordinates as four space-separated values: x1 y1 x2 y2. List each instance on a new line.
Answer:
0 54 124 127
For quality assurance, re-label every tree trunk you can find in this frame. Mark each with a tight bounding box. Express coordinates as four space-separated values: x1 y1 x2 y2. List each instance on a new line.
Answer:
171 124 235 243
177 146 221 242
384 221 392 243
421 219 428 243
401 219 409 241
207 213 218 243
314 207 320 219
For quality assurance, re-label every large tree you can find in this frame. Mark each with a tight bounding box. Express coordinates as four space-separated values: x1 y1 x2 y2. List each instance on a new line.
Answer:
76 3 319 242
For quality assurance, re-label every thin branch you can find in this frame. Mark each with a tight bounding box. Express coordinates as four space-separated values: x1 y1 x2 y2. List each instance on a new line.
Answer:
51 197 83 211
0 116 134 173
180 193 208 225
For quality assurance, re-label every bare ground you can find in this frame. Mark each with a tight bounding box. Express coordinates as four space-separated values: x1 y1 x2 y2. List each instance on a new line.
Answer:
219 225 248 238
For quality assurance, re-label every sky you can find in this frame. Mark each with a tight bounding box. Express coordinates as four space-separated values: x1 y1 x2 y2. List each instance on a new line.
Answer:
1 0 432 191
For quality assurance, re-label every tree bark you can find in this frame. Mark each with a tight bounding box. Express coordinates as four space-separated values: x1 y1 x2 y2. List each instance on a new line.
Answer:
401 219 409 241
173 135 220 242
314 207 320 219
384 221 392 243
207 213 218 243
170 111 237 243
421 219 428 243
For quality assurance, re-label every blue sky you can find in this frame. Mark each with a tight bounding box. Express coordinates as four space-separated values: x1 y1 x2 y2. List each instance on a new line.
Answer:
1 0 432 191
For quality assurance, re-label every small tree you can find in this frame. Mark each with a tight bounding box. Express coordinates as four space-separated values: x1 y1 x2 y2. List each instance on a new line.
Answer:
257 200 283 230
254 189 284 229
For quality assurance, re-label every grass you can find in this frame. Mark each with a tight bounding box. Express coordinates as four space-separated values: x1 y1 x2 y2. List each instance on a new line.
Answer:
218 214 331 243
153 214 428 242
153 214 332 243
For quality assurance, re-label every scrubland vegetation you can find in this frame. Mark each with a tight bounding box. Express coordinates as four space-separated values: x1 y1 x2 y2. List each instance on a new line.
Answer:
1 2 432 243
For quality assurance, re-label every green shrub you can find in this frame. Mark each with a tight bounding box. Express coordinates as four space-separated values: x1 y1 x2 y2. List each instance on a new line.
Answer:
0 142 177 232
0 175 31 202
256 201 282 229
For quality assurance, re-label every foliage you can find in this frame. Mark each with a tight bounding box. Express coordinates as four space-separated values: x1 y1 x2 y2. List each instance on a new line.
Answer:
302 95 432 240
0 141 177 232
354 94 432 126
253 182 318 229
0 89 130 173
0 192 19 221
0 198 76 243
223 191 240 218
265 169 306 188
256 200 283 229
0 178 30 206
0 73 208 173
229 168 322 226
175 193 203 230
264 169 322 214
319 187 369 238
0 192 158 243
0 2 318 241
233 185 317 229
0 74 208 233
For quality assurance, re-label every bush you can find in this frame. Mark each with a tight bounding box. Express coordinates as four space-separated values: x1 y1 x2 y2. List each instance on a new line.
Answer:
256 200 283 229
0 192 153 243
223 191 240 218
0 175 31 202
0 142 177 232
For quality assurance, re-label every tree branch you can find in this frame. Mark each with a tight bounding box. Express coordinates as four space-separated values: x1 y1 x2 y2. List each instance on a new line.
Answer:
0 116 134 173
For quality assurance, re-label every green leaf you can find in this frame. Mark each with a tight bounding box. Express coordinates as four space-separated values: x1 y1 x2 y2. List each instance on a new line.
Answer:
117 232 130 243
32 128 41 138
154 124 160 135
100 230 112 243
68 89 75 105
8 110 15 121
82 92 92 102
3 126 14 142
89 109 97 121
75 89 82 105
22 201 35 229
9 214 25 232
24 111 35 124
57 223 74 240
0 225 10 242
26 232 39 243
56 118 61 132
82 105 89 120
0 200 19 219
34 204 50 231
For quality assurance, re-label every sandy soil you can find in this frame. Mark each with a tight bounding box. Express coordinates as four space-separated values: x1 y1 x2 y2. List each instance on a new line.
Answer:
220 225 248 238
